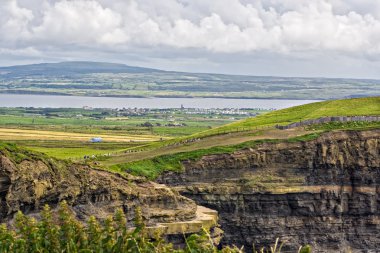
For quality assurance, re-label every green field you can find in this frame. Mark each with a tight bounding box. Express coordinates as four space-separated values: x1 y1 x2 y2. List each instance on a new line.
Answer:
0 108 240 137
2 61 380 100
111 96 380 153
191 96 380 138
0 97 378 161
24 141 139 160
27 147 116 160
0 115 228 137
109 96 380 179
110 133 321 179
0 107 257 159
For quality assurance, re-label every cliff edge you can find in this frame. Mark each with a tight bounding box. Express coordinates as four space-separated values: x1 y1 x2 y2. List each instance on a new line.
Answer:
158 129 380 252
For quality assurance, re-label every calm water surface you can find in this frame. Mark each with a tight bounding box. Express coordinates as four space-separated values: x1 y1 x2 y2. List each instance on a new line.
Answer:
0 94 321 109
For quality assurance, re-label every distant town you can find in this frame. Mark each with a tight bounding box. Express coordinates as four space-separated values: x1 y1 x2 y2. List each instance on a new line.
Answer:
83 106 275 117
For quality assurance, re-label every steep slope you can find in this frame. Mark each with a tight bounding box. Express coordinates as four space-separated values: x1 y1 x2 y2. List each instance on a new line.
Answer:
158 129 380 252
0 143 213 234
193 96 380 138
109 97 380 177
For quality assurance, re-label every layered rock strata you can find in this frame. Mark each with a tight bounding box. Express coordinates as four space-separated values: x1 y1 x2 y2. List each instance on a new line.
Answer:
0 153 212 235
158 130 380 252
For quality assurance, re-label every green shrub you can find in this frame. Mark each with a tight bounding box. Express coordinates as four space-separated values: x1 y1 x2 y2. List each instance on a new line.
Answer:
0 202 247 253
0 202 312 252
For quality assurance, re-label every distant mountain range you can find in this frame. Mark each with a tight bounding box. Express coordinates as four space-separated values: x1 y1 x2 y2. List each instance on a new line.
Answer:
0 61 379 100
0 61 163 76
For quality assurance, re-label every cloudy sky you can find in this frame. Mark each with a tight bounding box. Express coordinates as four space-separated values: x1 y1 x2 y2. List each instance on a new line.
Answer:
1 0 380 78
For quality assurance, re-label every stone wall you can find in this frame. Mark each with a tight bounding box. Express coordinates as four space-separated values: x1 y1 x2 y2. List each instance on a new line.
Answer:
276 116 380 130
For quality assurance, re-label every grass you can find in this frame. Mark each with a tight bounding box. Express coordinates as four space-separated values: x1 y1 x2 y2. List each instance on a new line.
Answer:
6 140 142 160
109 97 380 179
0 127 159 142
122 121 372 179
104 97 380 170
0 104 267 161
0 110 235 137
112 96 380 156
0 107 244 159
0 141 60 166
111 133 321 179
191 96 380 138
27 147 117 160
1 97 378 165
305 121 380 131
110 119 376 180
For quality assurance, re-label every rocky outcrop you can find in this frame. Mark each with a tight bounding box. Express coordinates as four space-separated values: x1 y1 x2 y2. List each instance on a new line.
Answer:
158 130 380 252
0 151 200 229
0 144 225 248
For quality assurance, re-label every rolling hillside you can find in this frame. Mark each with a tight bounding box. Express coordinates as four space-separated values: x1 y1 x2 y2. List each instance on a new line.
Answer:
108 96 380 178
0 61 161 76
194 96 380 138
0 61 379 99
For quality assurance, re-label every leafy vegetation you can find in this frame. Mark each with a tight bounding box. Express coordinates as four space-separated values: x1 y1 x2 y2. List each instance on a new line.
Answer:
0 201 311 253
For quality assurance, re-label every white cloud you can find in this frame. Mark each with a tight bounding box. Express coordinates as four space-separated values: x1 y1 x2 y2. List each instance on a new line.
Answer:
1 0 380 77
0 0 379 53
32 1 124 44
0 0 34 41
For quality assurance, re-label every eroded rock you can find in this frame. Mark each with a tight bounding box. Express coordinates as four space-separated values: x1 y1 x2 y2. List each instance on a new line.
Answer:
158 130 380 252
0 154 197 226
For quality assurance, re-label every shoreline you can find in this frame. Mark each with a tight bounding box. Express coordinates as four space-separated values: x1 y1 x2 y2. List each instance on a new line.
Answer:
0 91 327 101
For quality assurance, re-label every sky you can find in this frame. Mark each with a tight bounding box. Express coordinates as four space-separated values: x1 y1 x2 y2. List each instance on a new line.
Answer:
1 0 380 78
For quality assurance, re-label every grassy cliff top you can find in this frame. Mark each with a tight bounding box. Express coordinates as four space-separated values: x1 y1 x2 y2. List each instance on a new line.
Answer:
0 142 69 169
192 96 380 138
108 96 380 178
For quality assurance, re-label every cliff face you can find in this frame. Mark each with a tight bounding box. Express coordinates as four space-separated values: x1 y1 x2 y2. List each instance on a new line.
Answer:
158 130 380 252
0 153 198 227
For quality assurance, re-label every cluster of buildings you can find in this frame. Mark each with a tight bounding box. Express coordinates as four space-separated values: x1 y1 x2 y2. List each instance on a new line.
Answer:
111 107 270 117
179 108 259 116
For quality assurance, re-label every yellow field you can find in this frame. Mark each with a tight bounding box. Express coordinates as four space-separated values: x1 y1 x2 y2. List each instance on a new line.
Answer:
105 117 130 121
0 128 160 142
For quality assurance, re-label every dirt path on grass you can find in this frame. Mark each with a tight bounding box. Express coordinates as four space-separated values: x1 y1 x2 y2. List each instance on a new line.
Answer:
102 127 315 166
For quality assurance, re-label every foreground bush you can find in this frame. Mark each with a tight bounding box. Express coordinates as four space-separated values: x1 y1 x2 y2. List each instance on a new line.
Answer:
0 201 311 253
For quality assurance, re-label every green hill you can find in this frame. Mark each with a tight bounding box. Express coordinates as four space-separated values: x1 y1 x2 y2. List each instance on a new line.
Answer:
109 96 380 179
1 62 380 99
0 61 161 76
193 96 380 138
